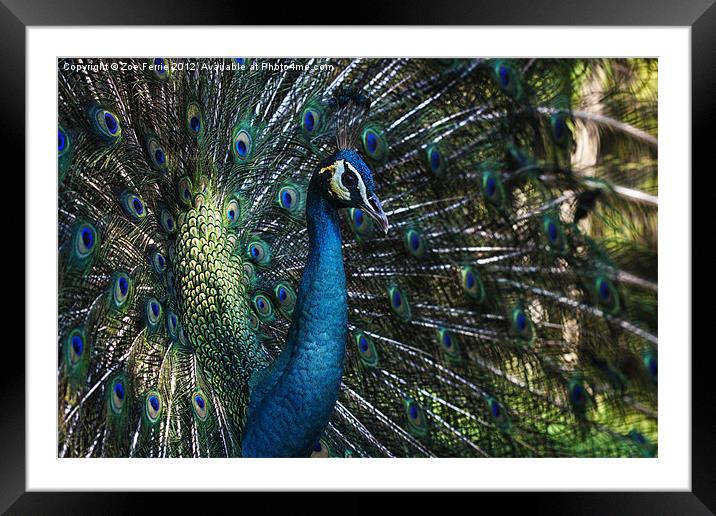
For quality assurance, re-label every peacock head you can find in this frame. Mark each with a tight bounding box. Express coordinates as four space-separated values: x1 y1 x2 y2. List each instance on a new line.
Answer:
318 149 389 234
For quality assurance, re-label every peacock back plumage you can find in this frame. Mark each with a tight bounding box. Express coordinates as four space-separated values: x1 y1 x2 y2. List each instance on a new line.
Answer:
58 57 657 458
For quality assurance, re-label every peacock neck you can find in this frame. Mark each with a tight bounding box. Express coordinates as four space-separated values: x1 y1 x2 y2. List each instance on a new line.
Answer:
242 172 348 457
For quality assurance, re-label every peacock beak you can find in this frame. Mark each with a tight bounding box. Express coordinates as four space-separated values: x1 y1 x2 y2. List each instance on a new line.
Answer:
360 192 390 235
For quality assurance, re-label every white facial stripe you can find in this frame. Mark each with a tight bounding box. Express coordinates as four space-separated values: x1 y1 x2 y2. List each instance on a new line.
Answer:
329 159 369 204
346 161 370 206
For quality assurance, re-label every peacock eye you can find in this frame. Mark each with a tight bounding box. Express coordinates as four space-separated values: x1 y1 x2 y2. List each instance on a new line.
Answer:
110 272 132 311
166 311 179 338
177 177 193 206
388 285 412 321
361 126 388 162
74 223 98 258
150 58 169 80
303 109 319 133
246 238 271 266
232 129 252 161
58 127 69 156
160 208 176 234
499 64 510 87
192 390 208 421
594 276 620 314
121 191 148 222
145 297 162 328
543 215 567 254
487 396 510 431
253 293 275 322
146 137 168 172
354 331 378 368
436 327 461 362
273 282 296 315
481 171 506 208
341 170 357 188
277 184 302 215
92 107 122 141
510 306 534 342
460 266 486 303
186 102 203 137
145 391 162 423
65 328 86 367
151 251 167 274
403 398 428 437
568 379 589 414
109 377 126 414
225 198 240 226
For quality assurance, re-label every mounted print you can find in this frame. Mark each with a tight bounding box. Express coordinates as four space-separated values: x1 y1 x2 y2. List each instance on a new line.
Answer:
57 57 658 458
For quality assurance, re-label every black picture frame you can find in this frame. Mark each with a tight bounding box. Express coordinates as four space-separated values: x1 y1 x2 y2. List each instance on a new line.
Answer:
6 0 711 513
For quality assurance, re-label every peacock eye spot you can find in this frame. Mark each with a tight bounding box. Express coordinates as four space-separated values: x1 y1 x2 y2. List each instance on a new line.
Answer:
485 177 497 197
278 287 287 302
149 395 160 411
71 335 83 355
132 198 144 215
189 116 201 133
516 312 527 331
465 271 475 289
167 218 173 229
304 111 315 132
58 129 66 152
228 209 235 220
118 277 129 296
81 227 94 249
154 148 165 165
235 58 245 65
236 140 247 157
409 404 418 420
409 232 420 251
572 384 584 402
442 332 452 348
313 440 322 452
359 336 369 352
430 149 441 171
250 245 259 258
366 132 378 154
354 209 364 227
547 221 558 242
392 290 402 308
341 170 357 188
491 402 501 418
154 58 165 70
157 254 165 267
598 279 610 300
499 65 510 87
114 382 124 400
195 395 205 409
150 301 160 317
281 191 293 208
104 112 118 134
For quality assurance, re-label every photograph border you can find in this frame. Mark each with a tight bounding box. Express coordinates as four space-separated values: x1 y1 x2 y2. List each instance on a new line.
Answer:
6 0 711 512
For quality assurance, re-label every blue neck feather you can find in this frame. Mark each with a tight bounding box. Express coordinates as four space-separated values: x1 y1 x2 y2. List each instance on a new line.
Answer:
242 172 347 457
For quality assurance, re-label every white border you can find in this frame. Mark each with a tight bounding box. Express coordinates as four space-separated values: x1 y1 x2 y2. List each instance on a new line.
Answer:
27 27 690 491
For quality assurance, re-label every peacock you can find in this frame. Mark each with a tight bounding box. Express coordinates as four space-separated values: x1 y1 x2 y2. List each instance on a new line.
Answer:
57 57 658 458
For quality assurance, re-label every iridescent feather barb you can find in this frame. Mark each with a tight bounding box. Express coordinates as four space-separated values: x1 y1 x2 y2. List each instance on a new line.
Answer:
58 57 657 458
